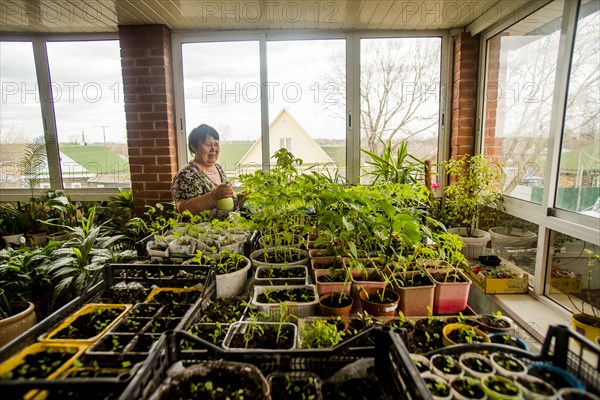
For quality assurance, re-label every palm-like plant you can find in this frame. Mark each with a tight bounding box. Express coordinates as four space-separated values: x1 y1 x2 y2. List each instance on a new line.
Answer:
360 137 425 185
47 208 136 302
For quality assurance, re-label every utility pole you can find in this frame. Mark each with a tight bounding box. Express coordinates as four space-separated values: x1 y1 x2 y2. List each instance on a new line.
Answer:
97 125 109 173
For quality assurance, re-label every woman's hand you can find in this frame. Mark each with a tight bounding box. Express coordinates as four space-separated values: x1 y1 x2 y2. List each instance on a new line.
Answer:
212 183 233 201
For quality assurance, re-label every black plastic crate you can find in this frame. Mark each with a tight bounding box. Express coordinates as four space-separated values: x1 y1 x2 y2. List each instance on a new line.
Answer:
424 324 599 396
119 327 429 400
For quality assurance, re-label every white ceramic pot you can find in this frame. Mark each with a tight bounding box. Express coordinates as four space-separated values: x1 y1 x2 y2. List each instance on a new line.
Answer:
449 227 491 260
216 257 252 298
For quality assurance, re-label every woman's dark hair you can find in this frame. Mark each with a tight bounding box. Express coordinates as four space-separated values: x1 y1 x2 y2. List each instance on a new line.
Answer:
188 124 220 154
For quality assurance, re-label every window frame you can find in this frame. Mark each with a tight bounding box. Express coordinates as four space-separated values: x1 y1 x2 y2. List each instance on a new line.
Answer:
171 29 450 184
477 0 599 314
0 33 126 202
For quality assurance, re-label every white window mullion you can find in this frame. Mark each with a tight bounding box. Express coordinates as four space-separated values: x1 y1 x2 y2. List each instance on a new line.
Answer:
259 33 269 172
171 39 188 170
346 33 360 184
31 37 63 190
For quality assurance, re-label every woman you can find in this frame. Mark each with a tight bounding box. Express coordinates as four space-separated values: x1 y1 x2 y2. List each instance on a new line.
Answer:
171 124 235 215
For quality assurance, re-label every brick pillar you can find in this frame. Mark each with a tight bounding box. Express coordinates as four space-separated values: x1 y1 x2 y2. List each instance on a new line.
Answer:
450 33 480 158
119 25 178 216
482 34 505 165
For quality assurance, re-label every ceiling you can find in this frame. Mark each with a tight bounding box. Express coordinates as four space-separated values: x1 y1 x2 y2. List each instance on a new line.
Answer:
0 0 540 35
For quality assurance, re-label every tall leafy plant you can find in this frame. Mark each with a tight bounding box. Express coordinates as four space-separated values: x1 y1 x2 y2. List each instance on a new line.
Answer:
360 137 425 185
443 154 504 237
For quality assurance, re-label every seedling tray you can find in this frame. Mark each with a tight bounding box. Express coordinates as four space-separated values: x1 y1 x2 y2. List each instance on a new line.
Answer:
464 259 529 294
0 342 88 399
40 304 132 344
119 327 429 400
251 284 319 320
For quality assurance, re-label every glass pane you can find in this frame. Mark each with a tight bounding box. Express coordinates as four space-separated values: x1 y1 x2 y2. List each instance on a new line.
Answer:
0 41 45 190
359 37 441 184
481 1 564 202
489 214 538 277
46 40 129 189
182 41 260 184
267 39 346 177
557 0 600 217
547 232 599 317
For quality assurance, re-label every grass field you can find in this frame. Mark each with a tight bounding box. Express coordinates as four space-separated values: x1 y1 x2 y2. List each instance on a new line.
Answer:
61 145 128 173
219 143 253 170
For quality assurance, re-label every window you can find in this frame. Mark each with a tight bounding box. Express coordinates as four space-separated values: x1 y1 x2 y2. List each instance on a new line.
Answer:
359 37 442 184
174 33 447 185
481 1 564 203
557 0 600 216
181 40 261 183
267 39 345 174
547 231 598 316
279 138 292 151
46 40 129 189
0 41 45 190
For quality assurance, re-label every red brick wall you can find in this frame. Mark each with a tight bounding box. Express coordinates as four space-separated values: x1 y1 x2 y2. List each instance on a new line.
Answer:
481 34 504 164
450 32 480 158
119 25 178 216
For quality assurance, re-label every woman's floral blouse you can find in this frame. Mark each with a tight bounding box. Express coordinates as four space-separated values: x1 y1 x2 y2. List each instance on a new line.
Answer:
171 162 232 217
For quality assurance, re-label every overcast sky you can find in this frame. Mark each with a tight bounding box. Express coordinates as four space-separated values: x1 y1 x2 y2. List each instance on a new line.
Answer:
1 38 346 145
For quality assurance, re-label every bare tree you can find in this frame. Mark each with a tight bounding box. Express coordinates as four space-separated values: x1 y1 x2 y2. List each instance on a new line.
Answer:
325 38 441 155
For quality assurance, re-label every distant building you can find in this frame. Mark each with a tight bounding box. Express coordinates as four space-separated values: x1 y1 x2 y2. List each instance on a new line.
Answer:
238 109 334 166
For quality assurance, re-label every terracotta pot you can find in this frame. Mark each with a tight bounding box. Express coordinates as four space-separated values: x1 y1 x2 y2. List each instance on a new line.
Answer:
359 289 399 316
0 301 37 347
319 292 353 317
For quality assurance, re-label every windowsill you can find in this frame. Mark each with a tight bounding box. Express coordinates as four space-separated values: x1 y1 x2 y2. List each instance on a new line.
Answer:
489 290 572 346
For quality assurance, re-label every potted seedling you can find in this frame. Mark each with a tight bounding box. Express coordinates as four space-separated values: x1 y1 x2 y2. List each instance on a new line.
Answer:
314 267 352 297
187 250 251 298
527 364 584 392
458 352 495 379
442 323 491 346
421 372 452 400
251 284 318 320
488 332 529 351
451 376 486 400
268 372 322 400
223 307 297 351
299 318 343 349
318 291 354 318
570 249 600 342
389 266 435 317
148 361 270 400
443 154 504 260
430 354 464 381
481 375 522 400
489 352 527 378
186 321 230 348
476 311 516 333
0 343 87 380
168 235 196 257
426 266 472 315
410 353 430 373
515 374 557 400
146 235 170 258
255 265 308 286
557 388 600 400
197 297 248 324
358 286 400 317
412 310 445 353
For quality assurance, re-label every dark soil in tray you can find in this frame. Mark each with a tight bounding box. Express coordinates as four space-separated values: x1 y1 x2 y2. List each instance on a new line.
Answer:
2 347 78 380
162 304 191 318
228 324 295 350
317 271 348 282
256 288 315 303
99 288 149 304
53 308 123 339
93 334 133 353
447 327 488 344
160 366 267 400
113 318 148 334
150 291 200 304
129 335 160 353
129 303 162 318
322 377 386 400
186 323 230 348
257 267 305 279
146 317 181 333
42 388 121 400
199 297 247 323
270 374 320 400
478 315 512 329
255 251 304 264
